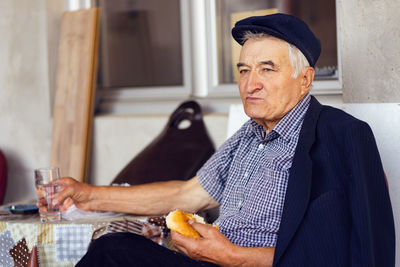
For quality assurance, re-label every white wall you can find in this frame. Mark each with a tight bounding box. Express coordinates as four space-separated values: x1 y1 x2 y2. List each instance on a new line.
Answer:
339 0 400 102
0 1 54 203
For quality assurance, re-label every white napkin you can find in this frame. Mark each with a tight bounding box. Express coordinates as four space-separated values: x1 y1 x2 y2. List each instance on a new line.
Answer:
61 204 119 221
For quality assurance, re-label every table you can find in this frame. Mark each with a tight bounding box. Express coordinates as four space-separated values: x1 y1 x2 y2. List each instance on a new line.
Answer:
0 207 166 267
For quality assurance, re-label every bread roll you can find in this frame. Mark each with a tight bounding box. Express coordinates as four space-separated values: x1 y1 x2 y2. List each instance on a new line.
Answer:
166 209 205 238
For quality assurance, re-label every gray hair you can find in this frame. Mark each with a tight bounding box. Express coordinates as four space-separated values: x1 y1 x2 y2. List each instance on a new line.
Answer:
241 31 310 78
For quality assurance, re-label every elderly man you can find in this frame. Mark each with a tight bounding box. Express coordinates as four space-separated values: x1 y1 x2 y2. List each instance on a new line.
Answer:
48 13 395 266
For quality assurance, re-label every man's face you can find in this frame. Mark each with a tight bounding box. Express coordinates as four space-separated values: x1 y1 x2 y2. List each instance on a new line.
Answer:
237 37 308 130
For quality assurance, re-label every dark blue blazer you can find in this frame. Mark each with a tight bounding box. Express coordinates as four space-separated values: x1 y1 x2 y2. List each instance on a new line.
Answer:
273 96 395 267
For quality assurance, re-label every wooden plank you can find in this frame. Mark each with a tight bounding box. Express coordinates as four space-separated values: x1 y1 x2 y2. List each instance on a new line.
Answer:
50 8 100 182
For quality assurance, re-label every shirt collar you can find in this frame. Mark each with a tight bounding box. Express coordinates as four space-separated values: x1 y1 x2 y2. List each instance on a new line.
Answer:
247 94 311 142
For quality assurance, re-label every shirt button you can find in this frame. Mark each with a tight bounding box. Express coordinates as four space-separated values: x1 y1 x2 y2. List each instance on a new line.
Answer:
244 172 249 178
258 144 264 150
238 200 242 208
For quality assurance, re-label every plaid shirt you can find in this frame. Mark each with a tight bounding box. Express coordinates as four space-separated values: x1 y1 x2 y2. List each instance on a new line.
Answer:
197 94 311 247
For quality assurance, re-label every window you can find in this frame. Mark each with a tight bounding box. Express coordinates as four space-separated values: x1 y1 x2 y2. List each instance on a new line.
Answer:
93 0 341 114
98 0 183 88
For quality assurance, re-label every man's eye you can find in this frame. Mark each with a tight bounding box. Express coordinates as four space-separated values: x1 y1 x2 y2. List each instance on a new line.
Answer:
239 69 249 74
262 68 273 72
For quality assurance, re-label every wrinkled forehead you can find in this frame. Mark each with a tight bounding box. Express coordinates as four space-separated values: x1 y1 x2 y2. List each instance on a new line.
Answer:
242 32 289 47
239 37 290 63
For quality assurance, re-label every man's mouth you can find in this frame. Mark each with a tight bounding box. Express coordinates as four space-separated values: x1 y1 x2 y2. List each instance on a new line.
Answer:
246 96 262 101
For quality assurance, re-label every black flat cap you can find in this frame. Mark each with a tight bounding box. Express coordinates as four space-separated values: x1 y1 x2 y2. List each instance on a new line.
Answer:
232 13 321 67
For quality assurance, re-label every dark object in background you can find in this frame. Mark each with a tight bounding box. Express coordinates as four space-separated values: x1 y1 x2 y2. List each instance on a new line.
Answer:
0 149 7 204
112 101 215 186
4 204 38 215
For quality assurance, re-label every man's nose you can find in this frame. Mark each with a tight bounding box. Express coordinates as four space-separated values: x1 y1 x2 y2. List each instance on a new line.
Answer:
246 70 263 94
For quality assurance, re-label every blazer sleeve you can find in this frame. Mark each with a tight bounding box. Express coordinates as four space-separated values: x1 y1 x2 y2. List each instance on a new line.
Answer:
345 121 395 267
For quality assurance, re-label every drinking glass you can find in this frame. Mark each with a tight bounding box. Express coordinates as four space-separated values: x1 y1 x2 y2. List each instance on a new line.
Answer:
34 167 61 222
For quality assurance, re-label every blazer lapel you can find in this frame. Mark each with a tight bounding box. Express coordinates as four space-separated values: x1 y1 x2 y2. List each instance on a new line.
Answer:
273 96 323 266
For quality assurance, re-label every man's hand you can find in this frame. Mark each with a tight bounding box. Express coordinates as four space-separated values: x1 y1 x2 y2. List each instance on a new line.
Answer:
171 221 235 265
36 177 94 213
53 177 94 211
171 222 275 267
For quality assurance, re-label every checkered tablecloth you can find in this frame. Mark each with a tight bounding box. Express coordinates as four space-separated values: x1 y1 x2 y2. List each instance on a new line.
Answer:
0 229 14 266
0 211 164 267
54 224 92 263
37 244 72 267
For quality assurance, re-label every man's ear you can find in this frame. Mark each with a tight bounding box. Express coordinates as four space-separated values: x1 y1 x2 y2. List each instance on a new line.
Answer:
300 67 315 95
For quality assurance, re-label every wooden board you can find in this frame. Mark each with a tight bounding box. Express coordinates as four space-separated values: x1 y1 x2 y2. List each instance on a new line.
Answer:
50 8 100 182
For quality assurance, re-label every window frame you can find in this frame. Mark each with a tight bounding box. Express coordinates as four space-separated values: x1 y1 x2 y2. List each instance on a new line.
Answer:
96 0 342 115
